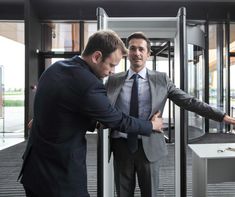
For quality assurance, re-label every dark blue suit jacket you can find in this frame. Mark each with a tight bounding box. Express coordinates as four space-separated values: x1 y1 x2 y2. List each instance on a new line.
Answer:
19 56 152 197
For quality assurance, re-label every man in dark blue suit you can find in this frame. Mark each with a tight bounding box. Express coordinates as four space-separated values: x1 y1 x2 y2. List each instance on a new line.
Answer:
18 30 163 197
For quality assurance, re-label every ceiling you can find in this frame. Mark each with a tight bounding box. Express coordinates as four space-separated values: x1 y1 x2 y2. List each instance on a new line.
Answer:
1 0 235 21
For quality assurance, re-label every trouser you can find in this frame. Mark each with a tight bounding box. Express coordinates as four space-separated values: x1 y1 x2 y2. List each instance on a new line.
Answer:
24 186 39 197
112 138 160 197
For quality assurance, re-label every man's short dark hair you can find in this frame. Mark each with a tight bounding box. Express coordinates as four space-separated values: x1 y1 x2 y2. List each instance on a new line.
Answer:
82 30 127 61
126 32 151 53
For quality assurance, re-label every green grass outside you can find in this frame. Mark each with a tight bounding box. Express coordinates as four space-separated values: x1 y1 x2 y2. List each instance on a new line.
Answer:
3 100 24 107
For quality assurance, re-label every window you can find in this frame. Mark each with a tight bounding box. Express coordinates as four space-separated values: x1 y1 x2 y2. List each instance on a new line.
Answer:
0 22 25 149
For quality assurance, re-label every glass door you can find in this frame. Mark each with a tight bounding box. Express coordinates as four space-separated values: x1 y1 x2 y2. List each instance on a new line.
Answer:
187 44 205 140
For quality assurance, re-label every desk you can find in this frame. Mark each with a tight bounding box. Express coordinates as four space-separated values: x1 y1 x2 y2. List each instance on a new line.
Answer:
188 143 235 197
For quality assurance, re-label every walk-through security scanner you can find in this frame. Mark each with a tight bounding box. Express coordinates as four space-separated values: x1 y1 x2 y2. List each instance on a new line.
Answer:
96 7 203 197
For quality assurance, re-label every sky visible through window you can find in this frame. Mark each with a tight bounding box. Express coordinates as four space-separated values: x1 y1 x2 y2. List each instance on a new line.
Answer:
0 35 24 91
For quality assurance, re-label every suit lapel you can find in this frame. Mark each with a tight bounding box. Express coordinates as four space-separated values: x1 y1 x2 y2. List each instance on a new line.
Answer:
148 69 158 118
108 72 127 106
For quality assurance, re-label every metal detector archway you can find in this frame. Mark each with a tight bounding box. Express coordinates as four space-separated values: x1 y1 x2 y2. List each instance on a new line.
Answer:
97 7 187 197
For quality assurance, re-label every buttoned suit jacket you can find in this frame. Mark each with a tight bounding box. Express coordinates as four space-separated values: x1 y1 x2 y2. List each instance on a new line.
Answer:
106 69 225 162
18 56 153 197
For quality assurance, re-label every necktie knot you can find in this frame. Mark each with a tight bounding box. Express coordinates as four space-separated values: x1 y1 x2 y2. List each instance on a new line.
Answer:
131 73 139 80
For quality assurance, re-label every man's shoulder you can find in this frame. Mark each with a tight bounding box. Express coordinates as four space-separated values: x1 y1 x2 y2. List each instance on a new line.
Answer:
147 69 166 78
109 71 126 80
147 69 164 75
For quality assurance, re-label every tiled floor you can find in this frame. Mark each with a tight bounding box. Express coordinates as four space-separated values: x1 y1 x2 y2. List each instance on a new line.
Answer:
1 134 235 197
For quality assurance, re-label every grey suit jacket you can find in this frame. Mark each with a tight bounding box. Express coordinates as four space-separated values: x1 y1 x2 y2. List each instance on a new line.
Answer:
106 69 225 162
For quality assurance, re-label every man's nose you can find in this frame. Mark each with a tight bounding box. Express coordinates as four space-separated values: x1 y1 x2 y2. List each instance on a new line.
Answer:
134 49 141 55
109 70 114 75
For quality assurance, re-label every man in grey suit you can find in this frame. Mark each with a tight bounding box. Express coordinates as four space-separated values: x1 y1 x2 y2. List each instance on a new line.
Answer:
105 32 235 197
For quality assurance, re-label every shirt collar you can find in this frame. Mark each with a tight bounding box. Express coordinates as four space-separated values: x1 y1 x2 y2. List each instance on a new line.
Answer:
128 67 147 80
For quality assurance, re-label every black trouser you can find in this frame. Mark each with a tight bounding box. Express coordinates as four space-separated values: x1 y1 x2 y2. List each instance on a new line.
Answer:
24 186 39 197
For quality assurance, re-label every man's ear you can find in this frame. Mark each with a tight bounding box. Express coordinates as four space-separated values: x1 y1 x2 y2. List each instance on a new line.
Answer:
92 51 102 64
147 50 151 58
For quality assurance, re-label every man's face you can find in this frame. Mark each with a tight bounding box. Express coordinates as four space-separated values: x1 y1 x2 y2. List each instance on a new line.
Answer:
94 49 123 78
128 38 150 70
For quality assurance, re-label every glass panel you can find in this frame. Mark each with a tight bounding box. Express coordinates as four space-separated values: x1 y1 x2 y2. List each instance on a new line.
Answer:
230 24 235 129
209 24 217 109
0 22 25 149
154 45 174 142
187 44 205 139
51 23 80 52
84 22 97 47
230 24 235 124
44 21 96 52
230 24 235 117
230 57 235 124
230 23 235 53
208 24 225 133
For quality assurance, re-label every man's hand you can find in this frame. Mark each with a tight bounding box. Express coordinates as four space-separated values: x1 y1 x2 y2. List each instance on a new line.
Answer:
151 111 164 133
223 115 235 125
28 119 33 129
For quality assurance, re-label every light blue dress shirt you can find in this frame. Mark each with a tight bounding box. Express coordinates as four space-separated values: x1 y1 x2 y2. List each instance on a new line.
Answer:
112 67 151 138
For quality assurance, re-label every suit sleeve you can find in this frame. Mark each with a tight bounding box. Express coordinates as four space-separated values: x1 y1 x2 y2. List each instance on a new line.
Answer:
165 74 225 122
78 79 152 136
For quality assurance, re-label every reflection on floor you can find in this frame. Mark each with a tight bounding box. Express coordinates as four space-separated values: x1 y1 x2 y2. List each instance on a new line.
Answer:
0 132 24 151
0 106 25 150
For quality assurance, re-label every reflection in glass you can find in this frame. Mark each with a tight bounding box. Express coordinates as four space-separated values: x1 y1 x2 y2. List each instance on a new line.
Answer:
187 44 205 139
230 24 235 112
208 24 226 133
230 57 235 121
230 23 235 53
51 23 80 51
44 22 97 52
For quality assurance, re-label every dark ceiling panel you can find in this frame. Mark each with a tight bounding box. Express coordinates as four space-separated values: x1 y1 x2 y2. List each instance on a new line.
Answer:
1 0 235 20
31 1 235 21
0 2 24 20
